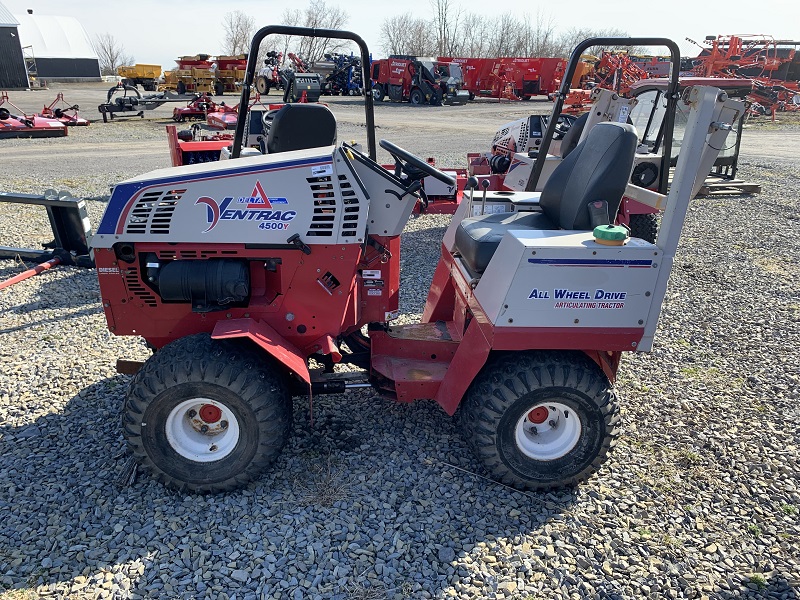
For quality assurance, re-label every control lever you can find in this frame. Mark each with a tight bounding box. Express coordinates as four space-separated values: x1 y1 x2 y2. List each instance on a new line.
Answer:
480 178 490 215
287 233 312 255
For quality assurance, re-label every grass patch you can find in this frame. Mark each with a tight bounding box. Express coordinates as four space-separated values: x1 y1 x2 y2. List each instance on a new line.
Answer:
748 573 767 590
746 523 763 537
780 503 797 516
678 449 702 466
294 453 352 508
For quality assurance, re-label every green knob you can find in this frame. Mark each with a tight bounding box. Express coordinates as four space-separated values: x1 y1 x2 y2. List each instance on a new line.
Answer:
593 225 628 241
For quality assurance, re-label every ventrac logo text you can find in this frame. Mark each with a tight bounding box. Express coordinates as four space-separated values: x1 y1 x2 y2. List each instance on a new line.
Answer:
195 182 296 233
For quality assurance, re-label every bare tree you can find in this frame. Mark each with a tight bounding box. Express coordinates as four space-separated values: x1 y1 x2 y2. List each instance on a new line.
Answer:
520 11 560 57
431 0 463 56
222 10 256 56
261 2 349 67
296 0 350 63
456 14 489 57
93 33 134 76
557 27 643 58
380 13 436 57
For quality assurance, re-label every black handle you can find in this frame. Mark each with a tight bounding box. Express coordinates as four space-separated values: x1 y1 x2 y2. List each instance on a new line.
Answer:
233 26 375 160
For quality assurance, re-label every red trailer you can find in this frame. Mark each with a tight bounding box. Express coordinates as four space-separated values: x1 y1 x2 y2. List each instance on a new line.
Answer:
439 57 566 100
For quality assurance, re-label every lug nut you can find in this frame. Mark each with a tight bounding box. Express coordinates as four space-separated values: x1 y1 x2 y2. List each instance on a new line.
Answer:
220 420 228 429
187 409 197 418
200 425 209 433
549 419 557 428
530 426 538 435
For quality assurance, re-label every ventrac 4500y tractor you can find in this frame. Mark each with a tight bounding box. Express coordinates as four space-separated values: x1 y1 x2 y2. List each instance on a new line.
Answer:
93 28 743 493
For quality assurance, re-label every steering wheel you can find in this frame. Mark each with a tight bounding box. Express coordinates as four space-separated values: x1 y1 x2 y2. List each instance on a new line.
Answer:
379 139 455 186
553 114 576 140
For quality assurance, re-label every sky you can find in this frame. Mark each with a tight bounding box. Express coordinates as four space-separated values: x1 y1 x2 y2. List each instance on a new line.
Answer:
4 0 800 68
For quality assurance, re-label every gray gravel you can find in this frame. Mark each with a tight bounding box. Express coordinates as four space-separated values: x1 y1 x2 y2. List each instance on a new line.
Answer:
1 86 799 599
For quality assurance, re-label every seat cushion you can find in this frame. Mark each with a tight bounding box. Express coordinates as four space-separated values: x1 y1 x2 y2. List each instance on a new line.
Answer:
454 211 554 274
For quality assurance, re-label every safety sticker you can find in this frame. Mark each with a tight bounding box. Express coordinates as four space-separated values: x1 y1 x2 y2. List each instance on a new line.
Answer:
311 164 333 177
362 269 382 279
367 289 382 296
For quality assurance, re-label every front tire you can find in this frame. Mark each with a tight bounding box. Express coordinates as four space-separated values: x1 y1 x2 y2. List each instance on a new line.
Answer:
409 89 424 105
372 83 385 102
122 334 292 493
460 351 620 491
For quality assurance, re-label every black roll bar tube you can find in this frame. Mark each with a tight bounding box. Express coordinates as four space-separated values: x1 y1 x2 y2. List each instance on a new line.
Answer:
232 26 376 160
525 37 681 194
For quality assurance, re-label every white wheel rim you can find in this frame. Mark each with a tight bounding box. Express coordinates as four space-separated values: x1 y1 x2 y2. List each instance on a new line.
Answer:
165 398 241 463
514 401 582 461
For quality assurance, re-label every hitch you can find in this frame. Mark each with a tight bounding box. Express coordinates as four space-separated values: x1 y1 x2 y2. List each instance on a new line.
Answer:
0 190 94 289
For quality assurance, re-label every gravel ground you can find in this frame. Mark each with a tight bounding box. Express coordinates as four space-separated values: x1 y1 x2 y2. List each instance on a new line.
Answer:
0 87 799 599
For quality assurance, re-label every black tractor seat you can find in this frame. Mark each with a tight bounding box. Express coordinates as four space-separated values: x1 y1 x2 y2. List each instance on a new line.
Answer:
263 103 337 154
454 121 638 274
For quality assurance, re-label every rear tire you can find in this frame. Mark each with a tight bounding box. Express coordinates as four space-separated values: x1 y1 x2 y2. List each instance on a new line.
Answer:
176 81 186 95
388 84 403 102
628 213 659 244
122 333 292 493
255 76 270 95
459 351 620 491
410 89 424 105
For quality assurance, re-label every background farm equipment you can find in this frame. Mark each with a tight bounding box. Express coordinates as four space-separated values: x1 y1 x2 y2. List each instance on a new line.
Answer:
0 92 67 138
38 93 89 126
117 64 162 92
371 56 468 105
98 85 185 123
441 57 566 101
255 51 284 95
172 94 217 122
214 55 248 95
174 55 216 96
207 102 240 130
315 52 363 95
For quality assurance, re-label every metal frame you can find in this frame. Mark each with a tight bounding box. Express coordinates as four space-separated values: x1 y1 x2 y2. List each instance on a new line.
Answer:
233 26 375 160
526 37 681 194
0 191 92 266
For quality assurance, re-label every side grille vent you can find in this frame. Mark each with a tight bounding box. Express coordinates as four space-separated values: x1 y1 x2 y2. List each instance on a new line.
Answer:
124 267 158 307
338 174 359 238
307 175 336 237
125 189 185 235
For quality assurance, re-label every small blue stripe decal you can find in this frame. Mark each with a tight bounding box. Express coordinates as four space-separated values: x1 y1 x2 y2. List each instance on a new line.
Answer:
97 155 331 235
528 258 653 266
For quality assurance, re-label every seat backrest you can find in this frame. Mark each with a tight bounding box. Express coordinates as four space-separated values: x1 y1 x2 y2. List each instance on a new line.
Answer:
266 103 337 154
540 121 637 230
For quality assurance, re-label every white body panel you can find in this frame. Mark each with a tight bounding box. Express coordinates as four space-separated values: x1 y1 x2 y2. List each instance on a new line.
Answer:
94 146 409 248
473 230 660 329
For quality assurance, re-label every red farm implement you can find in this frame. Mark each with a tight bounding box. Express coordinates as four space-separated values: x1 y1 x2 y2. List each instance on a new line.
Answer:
0 92 68 138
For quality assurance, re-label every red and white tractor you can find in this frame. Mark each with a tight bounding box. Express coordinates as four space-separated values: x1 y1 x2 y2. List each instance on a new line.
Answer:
93 29 744 493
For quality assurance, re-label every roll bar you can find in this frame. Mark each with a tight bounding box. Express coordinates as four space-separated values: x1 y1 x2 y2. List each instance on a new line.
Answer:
232 26 375 160
525 37 681 194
